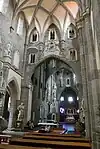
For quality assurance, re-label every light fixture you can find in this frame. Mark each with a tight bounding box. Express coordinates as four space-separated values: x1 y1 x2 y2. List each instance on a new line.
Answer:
68 97 73 103
60 107 65 114
60 96 64 101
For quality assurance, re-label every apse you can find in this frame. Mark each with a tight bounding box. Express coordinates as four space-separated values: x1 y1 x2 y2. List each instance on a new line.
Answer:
59 87 79 123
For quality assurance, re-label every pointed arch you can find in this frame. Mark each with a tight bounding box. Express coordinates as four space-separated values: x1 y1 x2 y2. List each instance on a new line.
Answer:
7 77 20 96
43 15 61 38
16 11 27 35
67 23 77 39
29 27 39 43
43 23 61 42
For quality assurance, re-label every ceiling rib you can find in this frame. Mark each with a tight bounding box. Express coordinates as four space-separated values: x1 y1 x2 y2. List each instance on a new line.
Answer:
13 0 78 32
30 0 43 26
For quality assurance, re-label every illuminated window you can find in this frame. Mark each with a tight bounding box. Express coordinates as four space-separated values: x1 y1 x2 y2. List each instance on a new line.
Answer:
0 0 4 12
77 97 79 101
77 109 79 113
8 97 11 111
60 97 64 102
66 78 70 86
13 51 20 69
17 17 24 35
68 97 73 103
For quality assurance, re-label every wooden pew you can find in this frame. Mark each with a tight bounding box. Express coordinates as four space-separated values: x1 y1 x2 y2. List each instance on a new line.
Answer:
10 138 91 149
23 134 90 143
27 131 81 138
0 144 49 149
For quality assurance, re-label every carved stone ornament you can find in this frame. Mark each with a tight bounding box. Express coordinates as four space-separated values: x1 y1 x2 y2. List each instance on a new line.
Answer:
4 42 12 57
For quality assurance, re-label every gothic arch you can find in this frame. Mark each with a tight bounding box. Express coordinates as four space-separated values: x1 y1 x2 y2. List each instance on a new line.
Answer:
3 77 20 128
43 16 62 37
43 23 61 42
29 27 39 43
16 11 28 35
7 77 20 96
67 23 77 40
29 55 80 84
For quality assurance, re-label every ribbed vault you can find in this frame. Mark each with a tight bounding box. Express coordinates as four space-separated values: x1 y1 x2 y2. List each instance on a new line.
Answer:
13 0 80 32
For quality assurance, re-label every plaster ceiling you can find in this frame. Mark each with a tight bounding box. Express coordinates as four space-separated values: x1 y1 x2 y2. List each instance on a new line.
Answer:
15 0 79 30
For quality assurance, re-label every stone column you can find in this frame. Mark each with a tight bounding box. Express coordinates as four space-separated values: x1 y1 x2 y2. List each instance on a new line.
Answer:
77 14 91 138
21 85 29 125
1 63 9 116
80 7 100 149
0 92 5 116
27 84 33 122
8 107 14 130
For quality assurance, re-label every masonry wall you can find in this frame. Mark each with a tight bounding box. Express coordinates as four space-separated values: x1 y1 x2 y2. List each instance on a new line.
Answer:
0 1 26 119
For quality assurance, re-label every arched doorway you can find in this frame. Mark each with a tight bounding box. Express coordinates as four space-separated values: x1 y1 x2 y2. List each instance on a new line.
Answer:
3 79 19 129
59 87 79 130
31 57 80 125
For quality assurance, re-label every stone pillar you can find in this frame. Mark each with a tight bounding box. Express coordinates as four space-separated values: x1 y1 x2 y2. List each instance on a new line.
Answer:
78 7 100 149
77 14 91 138
84 8 100 143
0 92 5 116
1 63 9 116
38 42 44 59
8 107 14 130
27 84 32 122
21 85 29 125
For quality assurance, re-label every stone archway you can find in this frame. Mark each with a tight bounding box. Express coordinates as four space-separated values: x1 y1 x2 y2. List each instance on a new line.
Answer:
28 54 81 84
30 57 81 124
3 79 19 129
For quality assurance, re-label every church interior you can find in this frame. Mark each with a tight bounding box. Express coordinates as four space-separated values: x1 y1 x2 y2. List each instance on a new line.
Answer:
0 0 99 149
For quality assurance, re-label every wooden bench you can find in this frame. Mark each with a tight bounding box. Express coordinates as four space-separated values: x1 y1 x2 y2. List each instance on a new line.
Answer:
0 144 50 149
27 131 81 138
23 134 90 143
10 138 91 149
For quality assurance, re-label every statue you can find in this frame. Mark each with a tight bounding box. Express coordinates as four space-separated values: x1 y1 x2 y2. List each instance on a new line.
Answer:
17 102 24 121
4 42 12 57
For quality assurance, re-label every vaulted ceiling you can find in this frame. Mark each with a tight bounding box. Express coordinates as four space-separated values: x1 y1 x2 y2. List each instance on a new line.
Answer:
14 0 79 32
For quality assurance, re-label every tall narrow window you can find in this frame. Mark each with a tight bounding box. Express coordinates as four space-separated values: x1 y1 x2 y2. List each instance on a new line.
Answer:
13 51 20 69
0 0 4 12
70 49 77 61
30 29 38 42
49 29 56 40
68 24 76 39
32 34 37 42
17 16 24 35
29 54 35 64
66 78 70 86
